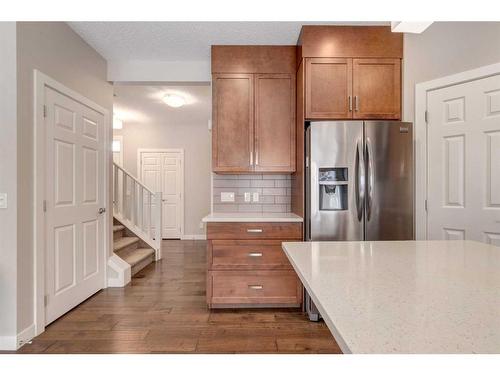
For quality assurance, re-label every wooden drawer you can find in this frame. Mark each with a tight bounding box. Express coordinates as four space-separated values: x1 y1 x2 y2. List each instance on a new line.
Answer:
207 270 301 306
207 222 302 240
209 240 292 270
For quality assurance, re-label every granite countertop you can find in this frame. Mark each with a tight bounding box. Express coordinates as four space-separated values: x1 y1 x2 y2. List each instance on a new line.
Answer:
202 212 303 223
282 240 500 354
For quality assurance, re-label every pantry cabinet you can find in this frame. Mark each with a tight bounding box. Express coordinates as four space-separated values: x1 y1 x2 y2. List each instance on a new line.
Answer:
211 46 296 174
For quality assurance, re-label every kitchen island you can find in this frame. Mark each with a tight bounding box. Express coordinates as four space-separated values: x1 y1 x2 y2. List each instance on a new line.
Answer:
282 240 500 354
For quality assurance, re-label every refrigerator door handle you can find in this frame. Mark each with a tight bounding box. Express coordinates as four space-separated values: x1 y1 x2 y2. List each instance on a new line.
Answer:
355 139 365 221
365 138 374 221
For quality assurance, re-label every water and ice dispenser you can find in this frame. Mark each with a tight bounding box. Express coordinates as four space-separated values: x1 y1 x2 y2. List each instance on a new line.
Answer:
318 167 348 211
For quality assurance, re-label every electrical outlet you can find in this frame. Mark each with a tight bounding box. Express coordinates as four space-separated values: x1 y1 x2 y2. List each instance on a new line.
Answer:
199 221 204 229
220 192 235 202
244 192 251 202
0 193 7 209
252 192 259 202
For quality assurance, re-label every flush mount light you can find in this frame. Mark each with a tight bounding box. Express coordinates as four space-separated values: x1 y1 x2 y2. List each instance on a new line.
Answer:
162 94 186 108
113 115 123 129
391 21 433 34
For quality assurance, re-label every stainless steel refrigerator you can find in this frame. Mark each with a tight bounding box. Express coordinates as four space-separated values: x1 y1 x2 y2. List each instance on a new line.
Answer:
305 121 414 241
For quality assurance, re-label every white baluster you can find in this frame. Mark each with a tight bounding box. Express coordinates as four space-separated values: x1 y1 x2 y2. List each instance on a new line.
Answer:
154 192 162 260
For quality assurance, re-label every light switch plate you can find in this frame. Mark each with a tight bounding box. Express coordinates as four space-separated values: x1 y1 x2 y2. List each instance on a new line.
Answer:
244 192 251 202
252 192 259 202
0 193 7 209
220 192 235 202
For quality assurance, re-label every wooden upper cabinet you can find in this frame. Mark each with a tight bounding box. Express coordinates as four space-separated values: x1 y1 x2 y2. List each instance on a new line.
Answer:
305 58 352 119
212 74 254 173
254 74 295 172
352 58 401 120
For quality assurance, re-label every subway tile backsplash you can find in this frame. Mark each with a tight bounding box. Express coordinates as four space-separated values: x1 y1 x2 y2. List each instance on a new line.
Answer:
213 174 292 213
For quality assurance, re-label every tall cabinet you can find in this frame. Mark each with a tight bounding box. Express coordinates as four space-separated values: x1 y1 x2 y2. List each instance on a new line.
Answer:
211 46 296 173
292 26 404 219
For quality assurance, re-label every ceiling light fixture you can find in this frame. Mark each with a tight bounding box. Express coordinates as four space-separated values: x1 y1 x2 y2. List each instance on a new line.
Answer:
162 94 186 108
391 21 433 34
113 115 123 129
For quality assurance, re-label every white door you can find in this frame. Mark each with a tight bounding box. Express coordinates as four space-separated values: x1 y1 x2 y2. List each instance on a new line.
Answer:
45 87 106 324
140 151 183 238
427 74 500 245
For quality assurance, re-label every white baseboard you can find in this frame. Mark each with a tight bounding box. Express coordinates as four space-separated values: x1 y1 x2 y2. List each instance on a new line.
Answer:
107 254 131 287
17 324 36 349
180 234 207 240
0 324 36 351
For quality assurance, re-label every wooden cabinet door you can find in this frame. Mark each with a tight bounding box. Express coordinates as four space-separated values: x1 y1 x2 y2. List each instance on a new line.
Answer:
305 58 352 119
352 58 401 119
254 74 296 172
212 73 254 173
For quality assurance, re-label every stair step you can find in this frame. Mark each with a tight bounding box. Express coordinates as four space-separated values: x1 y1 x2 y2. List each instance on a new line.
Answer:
113 225 125 232
113 236 140 252
120 247 155 267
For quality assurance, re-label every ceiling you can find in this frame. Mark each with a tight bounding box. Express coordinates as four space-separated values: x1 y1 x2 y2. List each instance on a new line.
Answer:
68 22 388 62
113 84 211 125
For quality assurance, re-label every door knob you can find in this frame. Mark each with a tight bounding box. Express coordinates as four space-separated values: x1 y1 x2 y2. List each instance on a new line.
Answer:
98 207 106 214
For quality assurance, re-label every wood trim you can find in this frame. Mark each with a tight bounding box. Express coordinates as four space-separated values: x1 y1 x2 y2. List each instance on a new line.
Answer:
211 45 296 74
291 60 305 221
212 73 254 173
254 73 296 173
298 26 403 59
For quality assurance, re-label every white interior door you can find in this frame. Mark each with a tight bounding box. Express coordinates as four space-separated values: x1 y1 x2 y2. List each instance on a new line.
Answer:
140 150 183 238
427 74 500 245
45 87 105 325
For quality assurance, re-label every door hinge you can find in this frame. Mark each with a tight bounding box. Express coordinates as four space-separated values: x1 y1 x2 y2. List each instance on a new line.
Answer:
43 105 47 118
424 110 428 124
43 200 47 213
44 295 49 307
306 156 309 168
424 199 428 212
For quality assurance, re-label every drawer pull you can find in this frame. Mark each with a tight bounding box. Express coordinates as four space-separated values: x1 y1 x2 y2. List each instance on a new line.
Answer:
247 228 263 233
248 284 263 290
248 252 263 257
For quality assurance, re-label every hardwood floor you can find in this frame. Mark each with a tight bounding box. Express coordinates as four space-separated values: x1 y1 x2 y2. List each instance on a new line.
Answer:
17 240 341 354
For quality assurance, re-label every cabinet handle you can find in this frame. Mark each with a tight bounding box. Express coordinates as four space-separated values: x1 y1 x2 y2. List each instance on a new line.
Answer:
246 228 263 233
250 151 253 165
348 96 352 111
355 96 359 111
248 285 263 290
255 150 259 166
248 252 263 257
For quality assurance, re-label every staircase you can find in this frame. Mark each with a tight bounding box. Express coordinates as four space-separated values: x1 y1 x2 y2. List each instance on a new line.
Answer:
113 221 156 275
112 162 163 278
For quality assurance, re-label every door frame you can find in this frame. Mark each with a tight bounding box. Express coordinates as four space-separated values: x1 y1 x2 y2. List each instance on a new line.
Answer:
33 70 111 335
414 62 500 240
137 148 185 239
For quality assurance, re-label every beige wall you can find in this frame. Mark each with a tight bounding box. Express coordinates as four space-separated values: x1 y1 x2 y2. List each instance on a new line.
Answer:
16 22 113 333
0 22 18 343
403 22 500 122
115 118 211 237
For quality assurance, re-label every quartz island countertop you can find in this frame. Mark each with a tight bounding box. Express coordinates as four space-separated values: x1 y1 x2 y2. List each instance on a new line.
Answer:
282 240 500 354
202 212 303 223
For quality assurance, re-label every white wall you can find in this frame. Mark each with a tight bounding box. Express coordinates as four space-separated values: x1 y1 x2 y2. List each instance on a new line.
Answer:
403 22 500 122
0 22 18 348
16 22 113 337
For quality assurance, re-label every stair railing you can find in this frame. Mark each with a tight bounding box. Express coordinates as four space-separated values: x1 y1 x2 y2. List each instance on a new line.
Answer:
113 162 162 260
